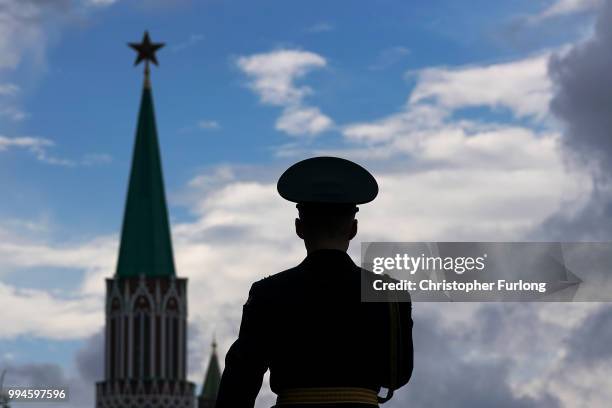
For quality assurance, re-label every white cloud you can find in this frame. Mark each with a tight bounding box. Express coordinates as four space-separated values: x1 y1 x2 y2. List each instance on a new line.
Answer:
0 233 115 339
337 126 590 241
237 49 326 106
341 52 555 157
187 165 235 189
409 53 552 120
0 235 116 286
276 106 333 136
0 135 111 166
237 49 333 136
0 282 103 340
0 135 51 151
343 104 446 144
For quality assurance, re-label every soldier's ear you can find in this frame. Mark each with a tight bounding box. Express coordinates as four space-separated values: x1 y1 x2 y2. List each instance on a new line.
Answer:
295 218 305 239
349 219 358 240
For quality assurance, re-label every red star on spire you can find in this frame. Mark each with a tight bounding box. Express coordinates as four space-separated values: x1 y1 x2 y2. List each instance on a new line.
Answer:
128 31 164 67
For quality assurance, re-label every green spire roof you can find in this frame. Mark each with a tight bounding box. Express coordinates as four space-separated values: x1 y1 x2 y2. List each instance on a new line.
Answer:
115 76 176 278
200 339 221 400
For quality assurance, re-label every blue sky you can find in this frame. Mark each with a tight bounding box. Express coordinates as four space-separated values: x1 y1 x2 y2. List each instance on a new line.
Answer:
1 1 612 407
0 0 590 238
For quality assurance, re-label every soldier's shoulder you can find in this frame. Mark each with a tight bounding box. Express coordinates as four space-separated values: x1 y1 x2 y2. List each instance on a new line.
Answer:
359 267 398 284
250 265 304 297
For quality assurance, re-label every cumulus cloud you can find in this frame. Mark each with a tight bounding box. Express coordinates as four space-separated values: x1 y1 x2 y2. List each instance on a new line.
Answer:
565 305 612 365
531 0 612 240
549 2 612 172
393 304 562 408
342 52 556 159
335 52 590 243
276 106 333 136
409 54 552 120
0 229 114 340
237 50 326 105
0 282 102 340
237 49 333 136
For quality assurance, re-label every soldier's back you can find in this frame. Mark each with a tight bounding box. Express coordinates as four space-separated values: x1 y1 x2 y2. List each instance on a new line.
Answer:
251 249 393 396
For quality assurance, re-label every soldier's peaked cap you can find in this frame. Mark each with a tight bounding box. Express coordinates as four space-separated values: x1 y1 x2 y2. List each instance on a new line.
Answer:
277 156 378 205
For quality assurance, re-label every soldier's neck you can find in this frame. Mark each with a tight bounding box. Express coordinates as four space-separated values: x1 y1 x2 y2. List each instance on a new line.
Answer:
305 240 349 254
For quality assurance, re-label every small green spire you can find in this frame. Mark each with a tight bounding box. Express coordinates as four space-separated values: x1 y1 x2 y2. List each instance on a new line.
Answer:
116 40 175 278
200 338 221 400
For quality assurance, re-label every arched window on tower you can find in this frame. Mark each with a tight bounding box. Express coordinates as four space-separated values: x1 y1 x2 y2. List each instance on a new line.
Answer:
165 296 179 379
133 295 151 379
109 297 121 380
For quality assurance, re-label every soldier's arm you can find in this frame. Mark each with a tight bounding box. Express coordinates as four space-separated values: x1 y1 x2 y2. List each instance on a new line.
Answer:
380 299 414 390
396 301 414 388
216 282 270 408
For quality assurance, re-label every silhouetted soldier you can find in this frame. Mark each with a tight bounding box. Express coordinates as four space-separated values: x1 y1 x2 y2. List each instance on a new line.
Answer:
216 156 413 407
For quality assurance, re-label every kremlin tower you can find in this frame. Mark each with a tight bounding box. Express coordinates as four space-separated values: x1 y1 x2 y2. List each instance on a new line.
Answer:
95 32 220 408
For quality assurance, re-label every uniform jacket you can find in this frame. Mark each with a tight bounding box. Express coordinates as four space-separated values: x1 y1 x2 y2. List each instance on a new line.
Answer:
216 249 414 408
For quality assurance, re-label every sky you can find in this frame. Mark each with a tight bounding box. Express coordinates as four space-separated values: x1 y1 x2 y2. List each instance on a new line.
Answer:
1 0 612 407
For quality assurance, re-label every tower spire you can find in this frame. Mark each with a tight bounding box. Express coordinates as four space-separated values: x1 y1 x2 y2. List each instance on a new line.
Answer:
116 31 173 278
198 338 221 408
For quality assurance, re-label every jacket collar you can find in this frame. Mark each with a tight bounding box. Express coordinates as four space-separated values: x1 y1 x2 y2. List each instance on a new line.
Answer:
301 249 356 269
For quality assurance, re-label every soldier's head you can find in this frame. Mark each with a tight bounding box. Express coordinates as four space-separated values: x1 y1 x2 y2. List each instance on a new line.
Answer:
295 203 359 252
277 156 378 253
